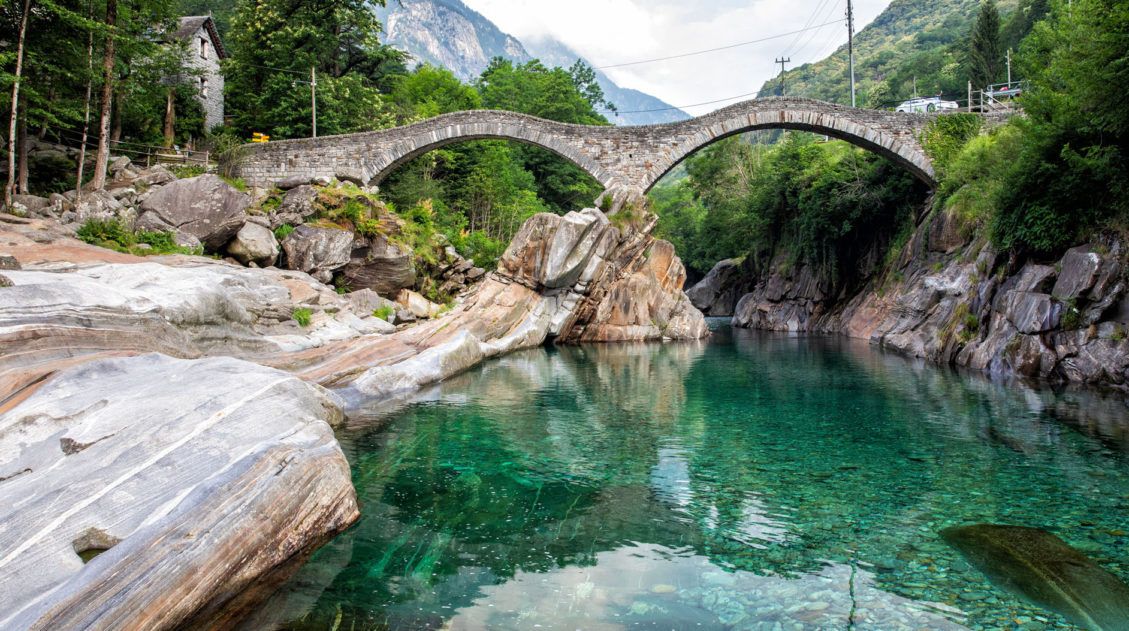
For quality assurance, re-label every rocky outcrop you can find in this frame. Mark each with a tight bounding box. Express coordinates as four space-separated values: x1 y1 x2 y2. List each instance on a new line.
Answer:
0 354 358 630
729 205 1129 389
136 174 251 249
270 185 320 229
342 234 416 295
685 257 754 316
281 225 354 283
0 192 707 628
226 221 280 267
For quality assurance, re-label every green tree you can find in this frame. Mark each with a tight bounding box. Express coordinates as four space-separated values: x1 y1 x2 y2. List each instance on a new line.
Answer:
224 0 405 138
968 0 1002 89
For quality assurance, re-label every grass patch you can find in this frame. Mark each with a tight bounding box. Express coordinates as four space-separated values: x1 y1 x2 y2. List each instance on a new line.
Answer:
273 224 295 241
76 219 203 256
373 305 395 322
170 165 206 179
221 176 248 192
291 307 313 327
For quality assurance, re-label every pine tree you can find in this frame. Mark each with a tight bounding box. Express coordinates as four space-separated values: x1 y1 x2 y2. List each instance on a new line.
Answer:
969 0 1002 89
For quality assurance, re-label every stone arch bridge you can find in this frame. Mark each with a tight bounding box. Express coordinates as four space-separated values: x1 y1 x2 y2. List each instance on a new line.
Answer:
237 97 942 192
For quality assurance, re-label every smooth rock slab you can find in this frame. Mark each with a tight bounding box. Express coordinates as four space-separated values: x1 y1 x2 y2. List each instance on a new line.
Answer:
0 353 358 630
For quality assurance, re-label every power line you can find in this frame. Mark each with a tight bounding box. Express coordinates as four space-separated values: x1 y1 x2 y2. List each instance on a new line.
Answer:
599 90 763 115
594 18 847 70
782 0 836 58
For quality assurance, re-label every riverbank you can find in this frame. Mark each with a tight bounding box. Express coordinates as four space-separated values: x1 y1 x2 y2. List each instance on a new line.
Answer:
0 188 705 629
688 204 1129 390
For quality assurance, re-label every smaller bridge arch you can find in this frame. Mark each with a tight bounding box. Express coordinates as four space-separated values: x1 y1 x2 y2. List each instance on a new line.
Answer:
237 97 940 192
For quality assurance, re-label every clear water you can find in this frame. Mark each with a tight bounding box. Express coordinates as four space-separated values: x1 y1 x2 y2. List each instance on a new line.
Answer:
262 322 1129 630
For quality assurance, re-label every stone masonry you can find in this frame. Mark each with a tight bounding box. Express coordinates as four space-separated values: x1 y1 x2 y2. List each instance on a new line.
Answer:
237 97 940 191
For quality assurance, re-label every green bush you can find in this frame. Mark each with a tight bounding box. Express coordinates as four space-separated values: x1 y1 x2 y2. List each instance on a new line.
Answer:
921 114 982 178
75 219 202 256
274 224 295 241
171 165 206 179
291 307 313 327
373 305 395 321
938 123 1023 229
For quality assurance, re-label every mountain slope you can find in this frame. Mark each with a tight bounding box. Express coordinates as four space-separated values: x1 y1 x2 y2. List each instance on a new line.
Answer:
760 0 1019 107
374 0 689 125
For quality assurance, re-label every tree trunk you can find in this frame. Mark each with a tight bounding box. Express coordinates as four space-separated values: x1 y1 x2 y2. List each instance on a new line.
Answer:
163 89 176 148
17 101 28 194
110 85 122 143
5 0 32 208
91 0 117 191
75 9 95 198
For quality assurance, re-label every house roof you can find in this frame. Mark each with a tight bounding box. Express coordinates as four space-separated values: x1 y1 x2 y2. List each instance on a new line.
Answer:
174 16 226 59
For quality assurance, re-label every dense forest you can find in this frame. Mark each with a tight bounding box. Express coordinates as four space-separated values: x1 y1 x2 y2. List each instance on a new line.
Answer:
658 0 1126 281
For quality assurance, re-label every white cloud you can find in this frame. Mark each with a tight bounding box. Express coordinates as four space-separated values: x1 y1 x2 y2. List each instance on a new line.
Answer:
463 0 892 114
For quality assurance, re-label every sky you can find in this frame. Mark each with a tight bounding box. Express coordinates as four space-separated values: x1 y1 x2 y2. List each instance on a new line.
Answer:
462 0 892 114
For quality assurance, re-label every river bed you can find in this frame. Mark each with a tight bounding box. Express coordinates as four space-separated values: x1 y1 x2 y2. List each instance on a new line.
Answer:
253 320 1129 630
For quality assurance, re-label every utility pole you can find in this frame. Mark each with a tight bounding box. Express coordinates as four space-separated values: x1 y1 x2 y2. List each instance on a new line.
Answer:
1006 48 1012 84
310 66 317 138
846 0 856 107
775 57 790 96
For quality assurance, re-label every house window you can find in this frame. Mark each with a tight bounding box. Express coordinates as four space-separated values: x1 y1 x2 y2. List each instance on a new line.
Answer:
200 37 208 59
200 77 208 99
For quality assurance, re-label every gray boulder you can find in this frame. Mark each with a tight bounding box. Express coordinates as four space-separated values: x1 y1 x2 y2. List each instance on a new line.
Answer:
108 155 131 174
685 258 749 316
1003 291 1061 334
226 222 280 267
137 174 250 250
281 224 354 283
71 189 131 225
1052 246 1103 301
0 254 20 270
341 235 416 296
136 164 176 187
271 185 319 229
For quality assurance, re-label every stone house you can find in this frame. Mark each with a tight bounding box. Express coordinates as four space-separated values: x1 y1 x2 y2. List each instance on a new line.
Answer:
172 16 226 131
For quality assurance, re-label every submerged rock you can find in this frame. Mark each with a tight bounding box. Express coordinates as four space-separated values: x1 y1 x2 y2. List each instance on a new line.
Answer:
942 524 1129 630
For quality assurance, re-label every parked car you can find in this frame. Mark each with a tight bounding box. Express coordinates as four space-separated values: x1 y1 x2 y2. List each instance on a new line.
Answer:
895 96 960 113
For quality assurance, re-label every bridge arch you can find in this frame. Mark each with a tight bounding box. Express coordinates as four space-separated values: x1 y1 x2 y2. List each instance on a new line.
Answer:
631 98 935 192
237 97 938 192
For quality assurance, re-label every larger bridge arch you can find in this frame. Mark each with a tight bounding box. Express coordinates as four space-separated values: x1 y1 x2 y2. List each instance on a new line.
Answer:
237 97 939 191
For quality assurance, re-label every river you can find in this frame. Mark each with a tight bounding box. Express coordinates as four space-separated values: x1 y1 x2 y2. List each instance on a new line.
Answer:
252 320 1129 630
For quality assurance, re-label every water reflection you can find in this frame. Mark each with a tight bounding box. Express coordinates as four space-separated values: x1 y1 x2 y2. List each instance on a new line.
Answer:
255 325 1129 631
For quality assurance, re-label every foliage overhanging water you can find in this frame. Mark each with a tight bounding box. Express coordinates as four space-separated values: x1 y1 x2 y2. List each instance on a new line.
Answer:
260 321 1129 630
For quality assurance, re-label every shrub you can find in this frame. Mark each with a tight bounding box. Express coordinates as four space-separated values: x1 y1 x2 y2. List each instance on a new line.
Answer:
291 307 313 327
75 219 202 256
171 165 206 179
221 176 248 192
921 114 982 178
274 224 295 241
373 305 395 321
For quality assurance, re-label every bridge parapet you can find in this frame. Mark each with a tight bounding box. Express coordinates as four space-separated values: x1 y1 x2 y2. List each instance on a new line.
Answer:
237 97 941 192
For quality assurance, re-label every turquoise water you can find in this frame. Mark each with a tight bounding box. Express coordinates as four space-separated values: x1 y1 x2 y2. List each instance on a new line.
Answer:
261 322 1129 630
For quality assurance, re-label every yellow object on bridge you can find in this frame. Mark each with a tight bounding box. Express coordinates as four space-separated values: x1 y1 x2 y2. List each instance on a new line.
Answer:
251 132 271 143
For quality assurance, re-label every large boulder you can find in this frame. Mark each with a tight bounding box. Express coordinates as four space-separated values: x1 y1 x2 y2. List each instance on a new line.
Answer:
281 225 353 283
227 222 280 267
396 288 444 319
137 174 250 250
685 258 750 316
0 353 358 630
498 209 611 289
341 235 416 296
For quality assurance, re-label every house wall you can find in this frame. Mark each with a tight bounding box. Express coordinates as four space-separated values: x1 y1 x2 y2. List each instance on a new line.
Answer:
182 25 224 131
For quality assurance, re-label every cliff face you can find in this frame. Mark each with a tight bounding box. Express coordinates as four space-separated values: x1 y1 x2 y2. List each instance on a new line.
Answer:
691 206 1129 389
